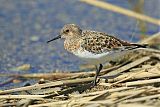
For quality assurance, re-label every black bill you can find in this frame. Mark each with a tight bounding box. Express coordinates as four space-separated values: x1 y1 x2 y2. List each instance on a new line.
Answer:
47 35 61 43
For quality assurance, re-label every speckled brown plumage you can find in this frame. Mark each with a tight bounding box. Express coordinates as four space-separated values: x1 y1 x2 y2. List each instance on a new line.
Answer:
81 30 132 54
58 24 145 55
64 38 82 53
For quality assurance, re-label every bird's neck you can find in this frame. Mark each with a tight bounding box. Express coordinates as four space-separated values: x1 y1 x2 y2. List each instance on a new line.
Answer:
64 38 82 53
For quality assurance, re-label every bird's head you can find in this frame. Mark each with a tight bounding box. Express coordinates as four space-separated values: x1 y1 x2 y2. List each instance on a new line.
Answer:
47 24 82 43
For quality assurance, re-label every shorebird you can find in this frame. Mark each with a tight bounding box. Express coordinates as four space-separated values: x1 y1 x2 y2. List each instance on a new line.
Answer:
47 24 146 86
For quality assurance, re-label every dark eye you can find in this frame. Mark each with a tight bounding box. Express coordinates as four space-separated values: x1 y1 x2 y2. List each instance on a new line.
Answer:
65 29 69 33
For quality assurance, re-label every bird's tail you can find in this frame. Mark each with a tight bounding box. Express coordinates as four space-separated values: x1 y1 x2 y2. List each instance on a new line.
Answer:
130 43 148 48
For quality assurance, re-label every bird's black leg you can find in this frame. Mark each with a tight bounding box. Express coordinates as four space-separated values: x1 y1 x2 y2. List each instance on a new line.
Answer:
93 64 103 86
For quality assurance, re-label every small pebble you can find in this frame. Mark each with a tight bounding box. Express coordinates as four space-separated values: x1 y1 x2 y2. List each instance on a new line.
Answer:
11 64 31 71
30 36 39 42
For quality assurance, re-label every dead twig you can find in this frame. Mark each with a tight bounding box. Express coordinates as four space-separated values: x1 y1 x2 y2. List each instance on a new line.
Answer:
124 78 160 87
124 94 160 103
102 56 151 77
80 0 160 25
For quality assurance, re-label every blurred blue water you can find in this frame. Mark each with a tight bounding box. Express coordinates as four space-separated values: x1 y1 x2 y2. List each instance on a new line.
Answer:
0 0 159 89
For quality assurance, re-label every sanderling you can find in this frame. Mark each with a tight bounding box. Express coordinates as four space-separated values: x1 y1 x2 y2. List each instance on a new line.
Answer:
47 24 146 86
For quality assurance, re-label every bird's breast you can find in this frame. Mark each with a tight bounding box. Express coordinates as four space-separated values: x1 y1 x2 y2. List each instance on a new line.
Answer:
64 39 82 53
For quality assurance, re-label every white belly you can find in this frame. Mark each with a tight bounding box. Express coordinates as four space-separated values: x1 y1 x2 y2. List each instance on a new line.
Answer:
73 48 129 65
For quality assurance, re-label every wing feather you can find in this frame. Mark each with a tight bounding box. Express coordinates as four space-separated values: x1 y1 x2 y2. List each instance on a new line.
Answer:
81 30 133 54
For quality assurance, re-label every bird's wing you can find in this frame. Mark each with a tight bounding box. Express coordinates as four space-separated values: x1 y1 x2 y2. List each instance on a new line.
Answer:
81 31 145 54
